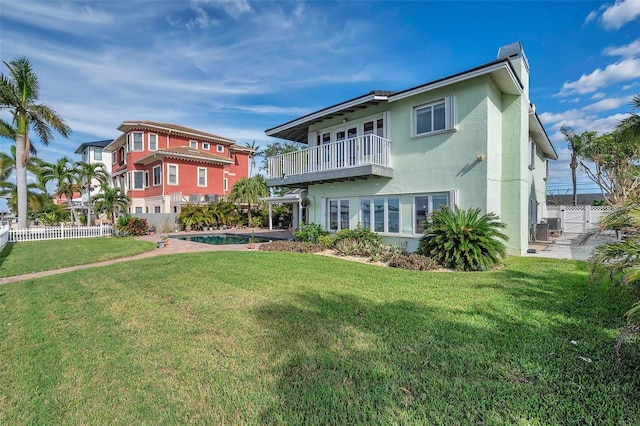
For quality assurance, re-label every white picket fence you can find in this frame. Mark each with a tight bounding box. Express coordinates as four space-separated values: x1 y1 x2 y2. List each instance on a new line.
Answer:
7 223 113 244
546 205 614 234
0 224 10 250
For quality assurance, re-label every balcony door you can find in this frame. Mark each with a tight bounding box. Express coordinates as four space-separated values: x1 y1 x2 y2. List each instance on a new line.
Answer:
335 126 357 167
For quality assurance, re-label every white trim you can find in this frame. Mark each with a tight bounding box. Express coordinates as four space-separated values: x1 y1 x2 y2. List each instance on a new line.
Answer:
412 192 452 236
190 140 198 149
216 144 224 153
411 95 457 138
148 133 158 151
202 142 210 150
132 131 144 151
152 165 161 186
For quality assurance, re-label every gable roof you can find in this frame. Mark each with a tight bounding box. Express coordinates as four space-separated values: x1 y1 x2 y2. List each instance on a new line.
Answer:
74 139 112 154
134 146 234 166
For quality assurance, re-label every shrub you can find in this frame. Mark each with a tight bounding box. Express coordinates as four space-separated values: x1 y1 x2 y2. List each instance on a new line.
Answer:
124 217 149 236
334 238 361 256
335 225 382 245
259 241 323 253
294 223 328 243
388 253 439 271
318 235 337 248
417 206 508 271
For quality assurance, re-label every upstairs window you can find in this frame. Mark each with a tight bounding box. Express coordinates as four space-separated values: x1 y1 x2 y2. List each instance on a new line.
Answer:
190 140 198 149
167 164 178 185
149 133 157 151
197 168 207 187
202 142 210 150
217 145 224 153
153 165 161 186
412 95 456 137
94 148 102 161
132 132 143 151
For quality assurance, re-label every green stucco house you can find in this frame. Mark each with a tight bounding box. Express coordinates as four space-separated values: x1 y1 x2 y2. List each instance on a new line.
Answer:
264 42 557 255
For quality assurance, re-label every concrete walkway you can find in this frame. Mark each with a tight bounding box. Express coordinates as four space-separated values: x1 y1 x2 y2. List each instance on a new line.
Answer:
0 228 294 285
524 232 615 261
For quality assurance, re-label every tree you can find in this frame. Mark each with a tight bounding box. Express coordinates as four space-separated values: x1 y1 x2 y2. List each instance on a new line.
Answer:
258 140 302 172
228 175 269 226
560 126 591 206
245 140 260 176
91 184 131 224
0 57 71 228
76 161 109 226
0 180 47 216
39 157 81 226
576 130 640 205
0 145 41 181
617 93 640 139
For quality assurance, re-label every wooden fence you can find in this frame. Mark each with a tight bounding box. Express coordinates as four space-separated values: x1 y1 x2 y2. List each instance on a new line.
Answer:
8 223 113 243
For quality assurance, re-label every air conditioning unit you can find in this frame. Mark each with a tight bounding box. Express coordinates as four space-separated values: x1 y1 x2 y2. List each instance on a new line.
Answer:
204 194 220 203
189 193 201 203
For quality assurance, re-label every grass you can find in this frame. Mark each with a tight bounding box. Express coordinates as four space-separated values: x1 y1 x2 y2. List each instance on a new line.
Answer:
0 249 639 425
0 237 156 277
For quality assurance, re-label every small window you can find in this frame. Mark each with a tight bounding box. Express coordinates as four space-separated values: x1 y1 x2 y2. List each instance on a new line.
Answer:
223 177 228 192
132 132 143 151
168 164 178 185
412 95 456 137
190 140 198 149
202 142 210 150
197 167 207 187
153 165 161 186
94 148 102 161
154 206 161 213
135 207 143 213
149 133 157 151
217 145 224 153
112 150 117 165
133 171 145 189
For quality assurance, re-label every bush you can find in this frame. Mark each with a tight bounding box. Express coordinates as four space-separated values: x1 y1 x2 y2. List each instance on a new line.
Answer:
388 253 439 271
335 225 382 245
294 223 328 243
318 235 337 248
115 215 149 236
259 241 323 253
417 206 508 271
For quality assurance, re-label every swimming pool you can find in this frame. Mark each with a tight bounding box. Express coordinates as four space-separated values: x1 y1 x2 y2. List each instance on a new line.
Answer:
171 233 276 245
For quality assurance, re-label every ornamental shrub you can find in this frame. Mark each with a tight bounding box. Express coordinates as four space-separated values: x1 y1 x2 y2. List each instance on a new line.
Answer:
294 223 328 243
417 206 508 271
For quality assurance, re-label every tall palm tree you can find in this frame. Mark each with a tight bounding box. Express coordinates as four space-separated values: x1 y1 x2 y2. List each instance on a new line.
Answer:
0 180 47 216
560 126 586 206
0 57 71 228
245 140 260 176
617 93 640 139
228 175 269 225
91 184 131 224
76 161 109 226
39 157 81 226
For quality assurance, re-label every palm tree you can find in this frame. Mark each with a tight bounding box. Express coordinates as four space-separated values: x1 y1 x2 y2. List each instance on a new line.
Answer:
91 184 131 224
0 145 41 181
228 176 269 226
0 180 47 216
245 140 260 176
560 126 586 206
39 157 81 226
0 57 71 228
76 162 109 226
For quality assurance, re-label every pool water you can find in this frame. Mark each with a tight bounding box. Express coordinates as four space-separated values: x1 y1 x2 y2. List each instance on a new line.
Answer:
172 233 274 245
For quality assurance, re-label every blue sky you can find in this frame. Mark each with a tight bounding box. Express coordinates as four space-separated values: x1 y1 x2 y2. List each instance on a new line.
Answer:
1 0 640 199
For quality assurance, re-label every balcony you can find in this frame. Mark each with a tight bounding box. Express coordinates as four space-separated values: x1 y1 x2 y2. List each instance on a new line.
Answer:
267 134 393 188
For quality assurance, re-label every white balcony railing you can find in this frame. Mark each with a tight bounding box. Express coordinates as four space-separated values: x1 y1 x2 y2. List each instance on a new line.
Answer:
268 134 391 179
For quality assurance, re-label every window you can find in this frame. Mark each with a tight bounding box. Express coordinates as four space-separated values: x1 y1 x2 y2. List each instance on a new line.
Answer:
202 142 210 150
414 193 450 234
190 140 198 149
144 171 149 188
94 148 102 161
149 133 157 151
135 207 143 213
112 150 117 165
153 165 161 186
329 199 350 231
412 95 456 137
132 171 145 189
217 145 224 153
132 132 143 151
167 164 178 185
197 167 207 187
223 177 228 192
360 197 399 234
154 206 161 213
119 147 126 165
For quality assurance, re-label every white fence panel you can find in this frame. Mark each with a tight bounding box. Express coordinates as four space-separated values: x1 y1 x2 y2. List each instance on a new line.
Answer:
9 224 113 243
546 205 614 234
0 224 10 250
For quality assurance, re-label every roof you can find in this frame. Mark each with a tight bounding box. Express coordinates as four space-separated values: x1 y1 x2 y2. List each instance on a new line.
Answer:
134 146 234 166
265 57 522 143
74 139 112 154
106 121 248 152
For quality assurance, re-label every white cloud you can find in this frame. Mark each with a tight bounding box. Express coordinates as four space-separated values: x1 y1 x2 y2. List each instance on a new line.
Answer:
584 10 599 24
604 38 640 58
582 96 629 112
600 0 640 30
556 58 640 96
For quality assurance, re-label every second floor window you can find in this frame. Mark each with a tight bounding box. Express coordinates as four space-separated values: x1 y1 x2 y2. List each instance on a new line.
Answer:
153 165 161 186
412 95 456 137
190 140 198 149
132 171 146 189
132 132 143 151
149 133 157 151
198 168 207 187
94 148 102 161
168 164 178 185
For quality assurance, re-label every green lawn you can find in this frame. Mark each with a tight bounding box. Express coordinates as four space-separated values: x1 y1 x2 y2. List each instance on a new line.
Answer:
0 251 638 425
0 237 156 277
